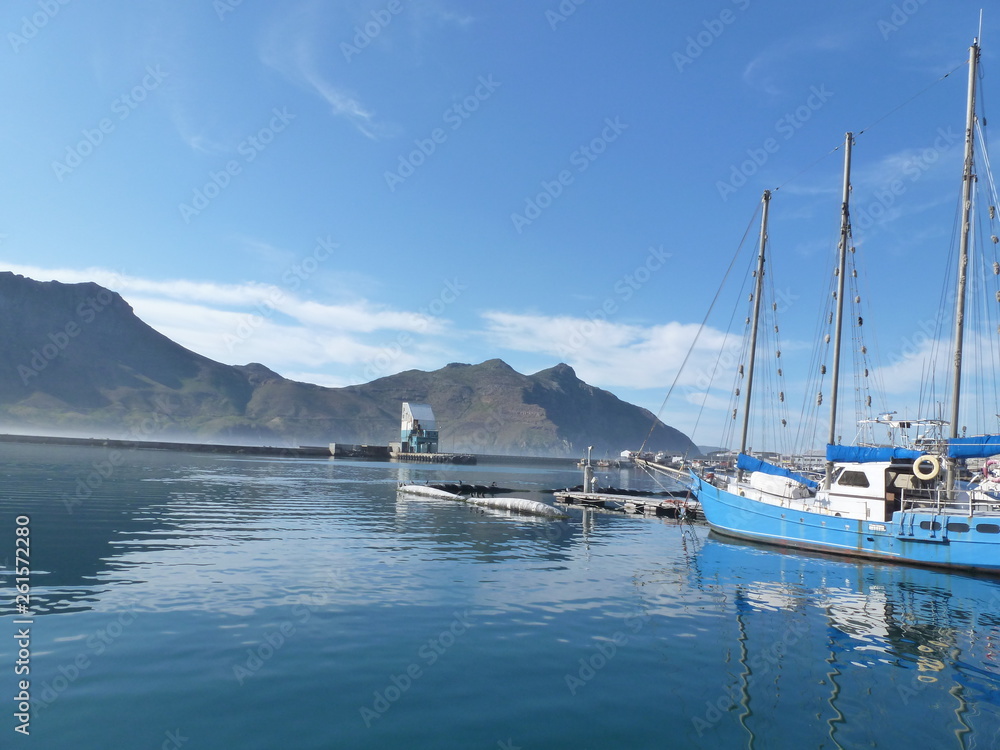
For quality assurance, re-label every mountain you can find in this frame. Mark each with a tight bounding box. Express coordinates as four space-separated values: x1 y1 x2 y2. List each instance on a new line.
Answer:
0 272 698 457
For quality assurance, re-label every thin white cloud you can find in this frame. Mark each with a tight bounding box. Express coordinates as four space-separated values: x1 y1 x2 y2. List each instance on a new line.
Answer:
4 262 440 335
742 31 855 97
299 63 381 140
258 4 387 140
129 296 389 367
2 262 454 384
480 311 733 391
280 371 352 388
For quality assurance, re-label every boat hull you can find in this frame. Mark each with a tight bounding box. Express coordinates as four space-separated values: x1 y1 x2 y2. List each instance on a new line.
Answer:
694 475 1000 572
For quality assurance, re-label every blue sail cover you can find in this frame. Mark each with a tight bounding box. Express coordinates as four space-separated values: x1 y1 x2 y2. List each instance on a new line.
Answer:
825 445 923 463
736 453 819 490
947 435 1000 459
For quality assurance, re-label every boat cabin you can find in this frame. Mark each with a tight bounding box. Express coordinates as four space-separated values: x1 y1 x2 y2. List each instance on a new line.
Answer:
823 459 934 521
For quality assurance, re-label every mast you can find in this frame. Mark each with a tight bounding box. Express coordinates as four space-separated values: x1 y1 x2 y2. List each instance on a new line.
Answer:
947 40 980 492
825 132 853 488
738 189 770 479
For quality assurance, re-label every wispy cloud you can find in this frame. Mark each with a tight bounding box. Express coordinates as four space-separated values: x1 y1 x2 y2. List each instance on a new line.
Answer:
299 64 380 138
742 31 855 97
480 311 733 391
2 262 451 380
258 3 388 140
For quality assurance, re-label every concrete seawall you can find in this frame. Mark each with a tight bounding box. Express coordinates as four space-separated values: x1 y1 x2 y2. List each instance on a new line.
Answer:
0 433 332 458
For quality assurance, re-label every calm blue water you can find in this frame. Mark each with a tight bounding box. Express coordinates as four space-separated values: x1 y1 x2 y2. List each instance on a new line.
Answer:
2 443 1000 749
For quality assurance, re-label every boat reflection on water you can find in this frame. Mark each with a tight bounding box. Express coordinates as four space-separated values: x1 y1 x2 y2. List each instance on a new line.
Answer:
653 528 1000 748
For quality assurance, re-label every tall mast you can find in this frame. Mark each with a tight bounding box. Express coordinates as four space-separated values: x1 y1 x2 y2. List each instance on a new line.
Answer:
947 40 980 489
738 189 770 477
825 132 853 488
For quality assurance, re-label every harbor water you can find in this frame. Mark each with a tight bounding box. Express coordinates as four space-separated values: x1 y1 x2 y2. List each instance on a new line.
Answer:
2 442 1000 748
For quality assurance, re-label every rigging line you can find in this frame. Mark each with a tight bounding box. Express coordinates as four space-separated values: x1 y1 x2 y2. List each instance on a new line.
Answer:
636 460 681 495
774 60 966 195
975 119 1000 209
855 60 967 137
797 229 840 452
720 255 761 452
639 205 761 454
772 144 840 194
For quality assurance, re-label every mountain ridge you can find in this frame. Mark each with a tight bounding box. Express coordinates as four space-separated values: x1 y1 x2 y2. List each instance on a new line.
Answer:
0 272 698 457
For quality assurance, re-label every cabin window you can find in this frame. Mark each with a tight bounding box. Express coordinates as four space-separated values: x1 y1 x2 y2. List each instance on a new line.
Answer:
976 523 1000 534
838 470 870 488
947 522 970 533
919 521 942 531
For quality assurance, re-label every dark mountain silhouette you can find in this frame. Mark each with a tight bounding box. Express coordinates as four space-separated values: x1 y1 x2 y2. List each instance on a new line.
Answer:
0 272 698 457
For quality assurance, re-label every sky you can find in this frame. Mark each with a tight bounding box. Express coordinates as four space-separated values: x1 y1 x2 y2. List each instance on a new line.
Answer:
1 0 999 452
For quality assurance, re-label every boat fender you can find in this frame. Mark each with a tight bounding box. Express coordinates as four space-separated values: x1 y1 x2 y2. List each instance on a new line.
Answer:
913 455 941 481
984 458 1000 479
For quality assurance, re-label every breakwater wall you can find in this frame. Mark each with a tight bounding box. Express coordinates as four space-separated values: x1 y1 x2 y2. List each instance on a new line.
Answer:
0 433 332 458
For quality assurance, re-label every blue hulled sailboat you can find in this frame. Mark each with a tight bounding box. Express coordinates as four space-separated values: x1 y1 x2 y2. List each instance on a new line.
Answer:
692 39 1000 573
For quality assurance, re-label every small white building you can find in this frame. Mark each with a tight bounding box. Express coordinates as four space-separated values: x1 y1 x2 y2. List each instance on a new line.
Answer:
400 402 438 453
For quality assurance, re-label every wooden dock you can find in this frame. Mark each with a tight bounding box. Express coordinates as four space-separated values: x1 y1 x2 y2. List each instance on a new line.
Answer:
554 490 701 519
389 450 477 465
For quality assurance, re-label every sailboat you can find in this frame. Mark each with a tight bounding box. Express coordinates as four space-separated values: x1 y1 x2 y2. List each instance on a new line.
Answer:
689 38 1000 572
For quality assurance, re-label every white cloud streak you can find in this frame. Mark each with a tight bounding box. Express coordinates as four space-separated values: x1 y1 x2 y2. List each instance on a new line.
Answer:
3 262 450 380
258 3 388 140
480 311 734 390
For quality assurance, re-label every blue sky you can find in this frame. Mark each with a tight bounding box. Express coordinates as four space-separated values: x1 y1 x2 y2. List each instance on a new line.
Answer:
1 0 998 450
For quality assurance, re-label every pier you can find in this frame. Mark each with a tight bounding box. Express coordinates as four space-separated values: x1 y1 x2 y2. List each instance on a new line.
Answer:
0 433 333 458
554 490 700 519
389 450 477 465
330 443 390 459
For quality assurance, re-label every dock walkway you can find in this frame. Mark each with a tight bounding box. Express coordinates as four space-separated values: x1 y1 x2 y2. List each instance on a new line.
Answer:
389 450 477 465
554 490 701 520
